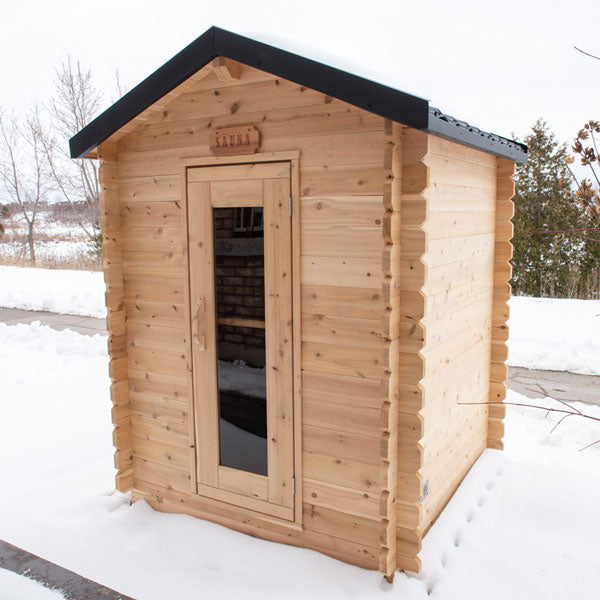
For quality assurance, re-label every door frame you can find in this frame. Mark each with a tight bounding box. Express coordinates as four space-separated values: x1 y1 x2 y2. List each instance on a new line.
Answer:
180 151 303 525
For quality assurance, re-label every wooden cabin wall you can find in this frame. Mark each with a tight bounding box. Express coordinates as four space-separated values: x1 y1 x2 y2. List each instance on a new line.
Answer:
406 134 500 540
100 61 389 570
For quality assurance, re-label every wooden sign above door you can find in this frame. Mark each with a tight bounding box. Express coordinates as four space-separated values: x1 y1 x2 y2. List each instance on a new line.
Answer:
209 125 261 156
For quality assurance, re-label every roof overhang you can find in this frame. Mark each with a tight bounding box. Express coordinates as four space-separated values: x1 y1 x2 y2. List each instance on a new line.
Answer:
69 26 527 163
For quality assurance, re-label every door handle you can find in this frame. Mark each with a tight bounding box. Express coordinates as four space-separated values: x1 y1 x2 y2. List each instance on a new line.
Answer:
192 297 206 350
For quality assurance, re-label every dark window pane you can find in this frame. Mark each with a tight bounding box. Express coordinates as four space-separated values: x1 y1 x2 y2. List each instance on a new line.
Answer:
213 207 267 476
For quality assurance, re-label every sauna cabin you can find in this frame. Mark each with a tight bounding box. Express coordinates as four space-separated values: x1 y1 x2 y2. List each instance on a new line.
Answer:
70 26 527 579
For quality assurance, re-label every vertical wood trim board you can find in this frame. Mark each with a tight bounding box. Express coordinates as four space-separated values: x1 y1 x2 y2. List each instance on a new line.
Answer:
263 176 295 509
98 142 133 492
488 158 515 449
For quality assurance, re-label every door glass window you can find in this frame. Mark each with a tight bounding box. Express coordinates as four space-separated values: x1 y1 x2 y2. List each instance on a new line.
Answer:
213 206 267 476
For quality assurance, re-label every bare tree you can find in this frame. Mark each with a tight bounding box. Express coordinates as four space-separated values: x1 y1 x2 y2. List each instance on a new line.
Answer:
38 57 104 241
0 108 48 265
113 68 128 101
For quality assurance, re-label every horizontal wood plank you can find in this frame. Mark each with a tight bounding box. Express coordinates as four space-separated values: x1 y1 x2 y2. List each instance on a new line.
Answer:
301 226 382 258
301 165 383 197
301 256 382 289
132 436 190 471
120 201 182 226
303 503 379 547
302 341 382 379
124 299 186 328
303 451 379 492
129 390 189 424
303 424 380 466
128 346 187 377
303 478 379 520
127 322 187 354
301 313 382 349
301 196 383 227
301 370 381 409
301 284 383 319
131 413 190 448
303 397 380 438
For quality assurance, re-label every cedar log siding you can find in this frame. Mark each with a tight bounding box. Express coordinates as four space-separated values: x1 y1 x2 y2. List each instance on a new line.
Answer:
488 158 515 448
96 58 514 576
398 134 508 547
100 60 387 571
98 143 133 492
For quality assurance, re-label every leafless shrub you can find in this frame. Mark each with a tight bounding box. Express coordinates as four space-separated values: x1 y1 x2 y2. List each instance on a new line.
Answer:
0 107 49 265
36 57 103 241
0 252 101 271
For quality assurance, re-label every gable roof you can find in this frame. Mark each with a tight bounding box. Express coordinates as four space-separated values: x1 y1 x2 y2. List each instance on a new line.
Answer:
69 26 527 162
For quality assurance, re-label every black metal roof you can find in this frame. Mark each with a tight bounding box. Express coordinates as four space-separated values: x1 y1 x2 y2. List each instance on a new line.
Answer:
69 26 527 162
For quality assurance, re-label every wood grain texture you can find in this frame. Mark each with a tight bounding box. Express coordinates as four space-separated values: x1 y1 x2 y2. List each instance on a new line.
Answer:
98 142 132 492
134 481 379 569
416 135 498 541
109 63 405 572
99 56 514 576
487 158 515 449
379 120 402 579
263 177 295 509
389 126 431 573
186 181 219 487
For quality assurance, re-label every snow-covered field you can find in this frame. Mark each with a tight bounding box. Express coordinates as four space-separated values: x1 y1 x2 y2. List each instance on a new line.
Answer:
0 322 598 599
0 239 91 264
0 207 100 272
0 266 105 317
508 296 600 375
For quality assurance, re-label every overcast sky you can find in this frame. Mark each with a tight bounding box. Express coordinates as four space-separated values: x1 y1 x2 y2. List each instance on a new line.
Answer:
3 0 599 148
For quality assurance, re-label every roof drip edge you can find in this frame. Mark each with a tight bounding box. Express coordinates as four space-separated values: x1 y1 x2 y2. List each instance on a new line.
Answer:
426 107 527 163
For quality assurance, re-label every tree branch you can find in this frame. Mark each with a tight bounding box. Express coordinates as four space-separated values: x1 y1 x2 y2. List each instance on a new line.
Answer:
574 46 600 61
532 227 600 235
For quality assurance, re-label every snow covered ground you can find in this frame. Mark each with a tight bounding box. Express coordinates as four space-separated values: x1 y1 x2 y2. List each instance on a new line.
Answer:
0 321 599 599
0 569 65 599
0 266 105 317
507 296 600 375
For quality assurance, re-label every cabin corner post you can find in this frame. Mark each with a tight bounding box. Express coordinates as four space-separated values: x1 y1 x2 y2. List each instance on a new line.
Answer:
488 158 516 449
380 120 402 580
98 142 133 492
394 126 430 574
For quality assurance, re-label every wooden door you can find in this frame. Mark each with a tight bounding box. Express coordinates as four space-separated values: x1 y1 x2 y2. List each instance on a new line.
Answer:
186 162 295 520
